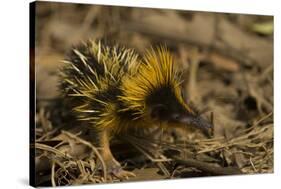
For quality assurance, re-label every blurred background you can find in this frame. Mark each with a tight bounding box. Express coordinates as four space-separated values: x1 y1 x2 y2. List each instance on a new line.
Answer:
34 1 273 186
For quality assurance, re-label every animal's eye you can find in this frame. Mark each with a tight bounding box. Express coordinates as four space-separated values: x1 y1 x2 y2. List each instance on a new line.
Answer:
151 104 168 119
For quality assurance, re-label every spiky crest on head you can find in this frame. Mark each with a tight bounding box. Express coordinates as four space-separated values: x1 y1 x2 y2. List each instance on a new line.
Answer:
119 46 191 119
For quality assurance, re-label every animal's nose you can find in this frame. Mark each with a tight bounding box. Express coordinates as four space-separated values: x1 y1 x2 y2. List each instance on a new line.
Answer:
195 116 213 129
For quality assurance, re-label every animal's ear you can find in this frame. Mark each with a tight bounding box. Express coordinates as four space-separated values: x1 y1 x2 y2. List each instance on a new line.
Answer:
150 104 168 119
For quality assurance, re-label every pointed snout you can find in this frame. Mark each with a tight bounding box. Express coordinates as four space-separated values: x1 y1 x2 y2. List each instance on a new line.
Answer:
179 115 213 130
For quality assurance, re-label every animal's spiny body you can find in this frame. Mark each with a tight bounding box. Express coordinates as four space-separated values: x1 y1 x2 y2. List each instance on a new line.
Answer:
60 40 212 179
60 41 141 132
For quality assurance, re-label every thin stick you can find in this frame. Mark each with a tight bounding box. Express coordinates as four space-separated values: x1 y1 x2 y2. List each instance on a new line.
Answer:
35 143 73 159
61 130 107 181
253 112 273 126
173 157 242 175
51 161 56 187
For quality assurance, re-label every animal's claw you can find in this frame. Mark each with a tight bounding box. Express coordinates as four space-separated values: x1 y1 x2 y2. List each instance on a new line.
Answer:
105 159 136 180
110 167 136 180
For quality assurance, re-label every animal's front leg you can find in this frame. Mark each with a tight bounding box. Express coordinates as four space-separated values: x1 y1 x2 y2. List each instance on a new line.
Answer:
97 129 136 180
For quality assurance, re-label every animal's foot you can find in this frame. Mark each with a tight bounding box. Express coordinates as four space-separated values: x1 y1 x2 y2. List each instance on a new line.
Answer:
106 159 136 180
109 165 136 179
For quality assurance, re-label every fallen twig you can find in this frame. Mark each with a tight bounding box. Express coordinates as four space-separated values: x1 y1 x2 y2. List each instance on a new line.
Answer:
173 157 242 175
61 130 108 181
